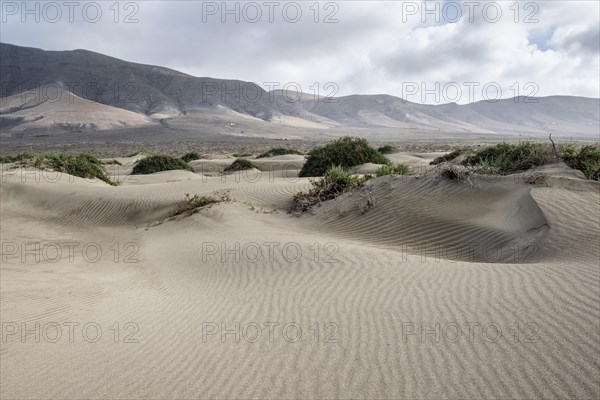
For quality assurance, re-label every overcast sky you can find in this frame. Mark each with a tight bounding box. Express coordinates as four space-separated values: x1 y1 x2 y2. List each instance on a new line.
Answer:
1 0 598 103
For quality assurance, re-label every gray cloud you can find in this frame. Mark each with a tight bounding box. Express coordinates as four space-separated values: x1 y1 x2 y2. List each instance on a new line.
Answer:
0 0 598 103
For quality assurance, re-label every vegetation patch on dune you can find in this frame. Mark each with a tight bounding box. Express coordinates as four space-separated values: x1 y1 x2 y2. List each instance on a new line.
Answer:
377 145 399 154
0 153 32 163
224 158 259 172
293 165 371 213
463 142 552 174
181 151 202 162
168 191 232 218
376 163 411 177
257 147 303 158
560 144 600 181
30 153 116 185
299 136 390 177
132 155 194 175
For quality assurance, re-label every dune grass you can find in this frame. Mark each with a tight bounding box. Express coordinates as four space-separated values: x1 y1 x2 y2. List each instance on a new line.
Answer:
132 155 194 175
293 165 371 213
299 136 391 177
181 152 202 162
256 147 303 158
224 158 259 172
376 163 411 177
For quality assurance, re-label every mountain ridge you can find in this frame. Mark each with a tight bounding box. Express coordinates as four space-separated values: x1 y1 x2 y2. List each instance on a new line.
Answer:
1 42 598 137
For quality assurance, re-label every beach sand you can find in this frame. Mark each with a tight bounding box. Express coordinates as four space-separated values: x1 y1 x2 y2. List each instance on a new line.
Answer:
1 154 598 399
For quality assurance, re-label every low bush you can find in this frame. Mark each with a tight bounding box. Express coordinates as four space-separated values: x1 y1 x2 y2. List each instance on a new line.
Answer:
224 158 258 172
561 144 600 181
132 155 194 175
257 147 303 158
293 165 370 213
299 136 391 177
0 153 32 163
181 152 202 162
463 142 552 174
168 192 231 218
376 163 411 177
33 153 115 185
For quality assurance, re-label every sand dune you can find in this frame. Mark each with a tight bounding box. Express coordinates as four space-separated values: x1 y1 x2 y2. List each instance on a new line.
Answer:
1 158 599 399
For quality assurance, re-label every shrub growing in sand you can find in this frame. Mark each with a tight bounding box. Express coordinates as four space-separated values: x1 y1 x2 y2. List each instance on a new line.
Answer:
560 144 600 181
132 155 194 175
224 158 259 172
0 153 32 163
31 153 115 185
376 163 411 177
257 147 303 158
299 136 390 177
293 165 371 213
377 145 399 154
181 152 202 162
462 142 552 174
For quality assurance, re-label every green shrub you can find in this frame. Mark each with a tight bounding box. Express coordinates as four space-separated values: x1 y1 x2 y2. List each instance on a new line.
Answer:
0 153 32 163
257 147 303 158
293 165 370 212
377 145 399 154
132 155 194 175
224 158 258 172
430 149 469 165
376 163 411 177
299 136 390 177
181 152 202 162
463 142 552 174
33 153 115 185
561 144 600 181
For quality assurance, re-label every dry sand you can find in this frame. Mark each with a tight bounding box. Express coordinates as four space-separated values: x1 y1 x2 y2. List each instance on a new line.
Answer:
1 154 599 399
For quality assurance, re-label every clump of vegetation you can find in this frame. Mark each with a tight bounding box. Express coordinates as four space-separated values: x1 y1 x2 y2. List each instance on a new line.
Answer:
293 165 370 213
232 152 252 158
31 153 115 185
224 158 258 172
299 136 391 177
132 155 194 175
560 144 600 181
430 149 470 165
181 151 202 162
257 147 303 158
169 194 219 217
377 145 399 154
0 153 32 163
463 142 552 174
522 169 549 186
435 163 473 184
376 163 411 177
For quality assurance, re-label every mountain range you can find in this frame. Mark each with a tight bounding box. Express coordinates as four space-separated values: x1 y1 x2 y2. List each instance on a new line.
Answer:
1 42 598 139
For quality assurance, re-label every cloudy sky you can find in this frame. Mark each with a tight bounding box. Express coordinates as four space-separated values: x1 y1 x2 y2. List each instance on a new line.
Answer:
1 0 599 103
